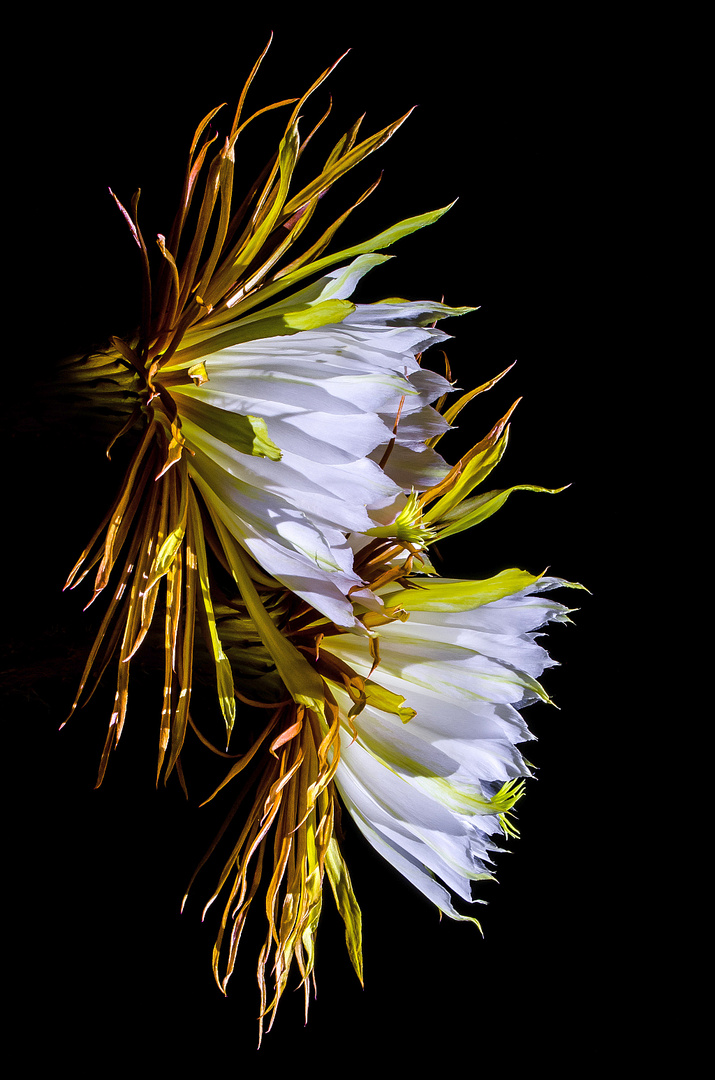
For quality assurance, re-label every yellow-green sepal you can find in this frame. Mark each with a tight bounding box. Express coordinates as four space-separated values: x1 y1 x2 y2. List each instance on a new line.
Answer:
171 397 282 461
436 483 568 539
187 487 236 743
223 203 459 322
365 680 416 724
423 423 509 526
206 508 327 719
167 297 356 367
325 837 364 985
386 568 547 612
144 467 189 593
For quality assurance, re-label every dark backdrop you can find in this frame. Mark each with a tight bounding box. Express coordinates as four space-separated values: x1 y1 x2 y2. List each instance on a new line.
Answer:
6 13 629 1071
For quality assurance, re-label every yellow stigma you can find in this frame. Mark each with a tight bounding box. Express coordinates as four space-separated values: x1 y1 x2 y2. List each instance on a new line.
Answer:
366 491 437 546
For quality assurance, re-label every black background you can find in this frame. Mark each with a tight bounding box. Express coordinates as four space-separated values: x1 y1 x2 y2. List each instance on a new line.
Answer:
6 11 643 1070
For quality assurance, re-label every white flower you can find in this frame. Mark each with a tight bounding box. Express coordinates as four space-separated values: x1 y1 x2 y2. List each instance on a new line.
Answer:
320 569 580 923
168 254 465 626
62 53 475 773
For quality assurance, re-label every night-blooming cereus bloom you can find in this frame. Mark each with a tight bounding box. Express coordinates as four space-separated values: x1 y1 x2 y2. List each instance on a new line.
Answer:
321 568 579 924
60 43 469 784
193 560 582 1035
167 253 464 627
